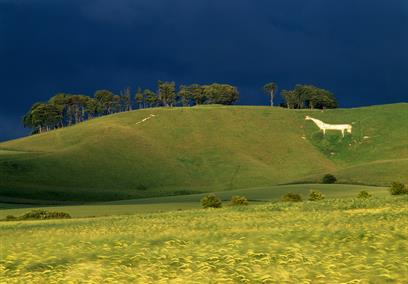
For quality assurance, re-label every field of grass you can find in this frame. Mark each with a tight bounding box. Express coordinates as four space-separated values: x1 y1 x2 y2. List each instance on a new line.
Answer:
0 103 406 201
2 195 408 283
0 183 387 218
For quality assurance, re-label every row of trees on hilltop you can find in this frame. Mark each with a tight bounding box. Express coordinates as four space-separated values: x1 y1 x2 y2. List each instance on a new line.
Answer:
264 83 338 109
23 82 239 133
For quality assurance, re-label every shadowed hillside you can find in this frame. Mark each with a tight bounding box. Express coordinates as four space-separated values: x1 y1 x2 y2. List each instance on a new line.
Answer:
0 103 406 201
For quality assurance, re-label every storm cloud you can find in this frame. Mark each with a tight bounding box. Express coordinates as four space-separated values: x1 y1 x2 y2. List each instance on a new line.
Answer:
0 0 407 141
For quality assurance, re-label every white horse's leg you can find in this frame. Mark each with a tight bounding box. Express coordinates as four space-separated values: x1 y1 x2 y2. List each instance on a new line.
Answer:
342 129 344 137
322 128 326 135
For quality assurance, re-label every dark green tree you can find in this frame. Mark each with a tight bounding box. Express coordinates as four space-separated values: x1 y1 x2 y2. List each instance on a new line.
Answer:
85 97 101 119
135 87 144 109
178 85 191 106
23 103 62 133
294 85 337 109
158 81 176 107
189 84 206 105
281 89 299 109
120 87 132 111
95 90 115 114
203 84 239 105
48 93 69 127
143 89 158 108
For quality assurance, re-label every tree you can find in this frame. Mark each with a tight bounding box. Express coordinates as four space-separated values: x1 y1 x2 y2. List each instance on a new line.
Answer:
186 84 205 105
112 95 121 113
135 87 144 109
203 83 239 105
294 85 337 109
66 95 88 124
84 97 101 119
178 85 191 107
281 85 337 109
158 81 176 107
143 89 158 108
120 87 132 111
322 174 337 184
48 93 69 127
23 103 62 133
263 82 278 107
280 90 297 109
201 194 222 208
94 90 115 114
23 102 42 130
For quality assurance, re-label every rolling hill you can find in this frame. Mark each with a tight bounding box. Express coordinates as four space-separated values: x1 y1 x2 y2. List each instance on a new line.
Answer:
0 103 407 201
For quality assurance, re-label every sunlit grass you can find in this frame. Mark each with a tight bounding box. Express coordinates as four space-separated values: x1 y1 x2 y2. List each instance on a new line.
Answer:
1 104 406 201
2 196 408 283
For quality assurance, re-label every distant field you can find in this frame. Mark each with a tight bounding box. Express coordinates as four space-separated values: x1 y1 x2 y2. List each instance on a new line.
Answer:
0 183 387 218
0 103 406 201
2 195 408 283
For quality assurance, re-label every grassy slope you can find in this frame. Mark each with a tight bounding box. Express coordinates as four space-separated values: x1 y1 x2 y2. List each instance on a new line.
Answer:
0 103 406 201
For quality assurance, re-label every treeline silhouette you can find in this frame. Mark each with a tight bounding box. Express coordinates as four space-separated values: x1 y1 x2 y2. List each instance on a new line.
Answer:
23 80 337 134
23 82 239 133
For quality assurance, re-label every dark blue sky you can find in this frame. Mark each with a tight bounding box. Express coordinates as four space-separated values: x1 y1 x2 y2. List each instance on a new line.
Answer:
0 0 407 141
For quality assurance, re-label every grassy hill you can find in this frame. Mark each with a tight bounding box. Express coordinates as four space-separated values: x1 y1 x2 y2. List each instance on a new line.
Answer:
0 103 406 201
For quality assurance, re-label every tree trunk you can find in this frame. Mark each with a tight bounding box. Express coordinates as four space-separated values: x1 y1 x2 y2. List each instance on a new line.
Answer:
270 91 274 107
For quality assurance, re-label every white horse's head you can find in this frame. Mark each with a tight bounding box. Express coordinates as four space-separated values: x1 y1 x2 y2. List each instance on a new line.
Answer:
305 115 312 120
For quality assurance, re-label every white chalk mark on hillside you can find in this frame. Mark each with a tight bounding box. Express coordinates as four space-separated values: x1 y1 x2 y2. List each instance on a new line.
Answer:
135 114 156 125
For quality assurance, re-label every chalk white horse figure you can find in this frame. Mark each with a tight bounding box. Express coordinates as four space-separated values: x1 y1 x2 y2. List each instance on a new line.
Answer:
305 116 352 137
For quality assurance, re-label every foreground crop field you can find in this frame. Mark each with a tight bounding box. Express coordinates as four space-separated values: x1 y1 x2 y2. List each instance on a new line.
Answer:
2 196 408 283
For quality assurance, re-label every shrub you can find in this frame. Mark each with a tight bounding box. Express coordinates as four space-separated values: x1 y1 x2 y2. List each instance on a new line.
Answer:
308 190 325 201
282 192 302 202
201 194 222 208
230 195 248 206
322 174 337 184
357 190 372 199
6 215 16 221
389 182 408 195
18 210 71 220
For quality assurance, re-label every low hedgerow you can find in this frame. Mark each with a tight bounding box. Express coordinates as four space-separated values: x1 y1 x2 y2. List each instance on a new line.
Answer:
230 195 249 206
389 182 408 195
5 209 71 221
201 194 222 208
357 190 372 199
282 192 302 202
308 190 325 201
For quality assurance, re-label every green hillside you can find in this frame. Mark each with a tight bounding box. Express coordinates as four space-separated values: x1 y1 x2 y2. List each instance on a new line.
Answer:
0 103 406 201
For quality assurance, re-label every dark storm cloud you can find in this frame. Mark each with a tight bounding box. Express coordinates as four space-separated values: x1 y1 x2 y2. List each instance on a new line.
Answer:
0 0 407 141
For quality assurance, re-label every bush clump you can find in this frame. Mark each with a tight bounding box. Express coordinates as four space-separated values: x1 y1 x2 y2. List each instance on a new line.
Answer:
6 215 16 221
322 174 337 184
282 192 303 202
201 194 222 208
389 182 408 195
357 190 372 199
5 209 71 221
230 195 249 206
308 190 325 201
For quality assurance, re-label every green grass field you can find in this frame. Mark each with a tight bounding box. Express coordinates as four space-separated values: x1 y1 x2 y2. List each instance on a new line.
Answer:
0 183 387 218
2 195 408 283
0 103 406 202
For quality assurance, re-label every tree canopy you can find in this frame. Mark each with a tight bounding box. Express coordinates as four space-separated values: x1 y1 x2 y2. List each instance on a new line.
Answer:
22 82 240 134
280 84 337 109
